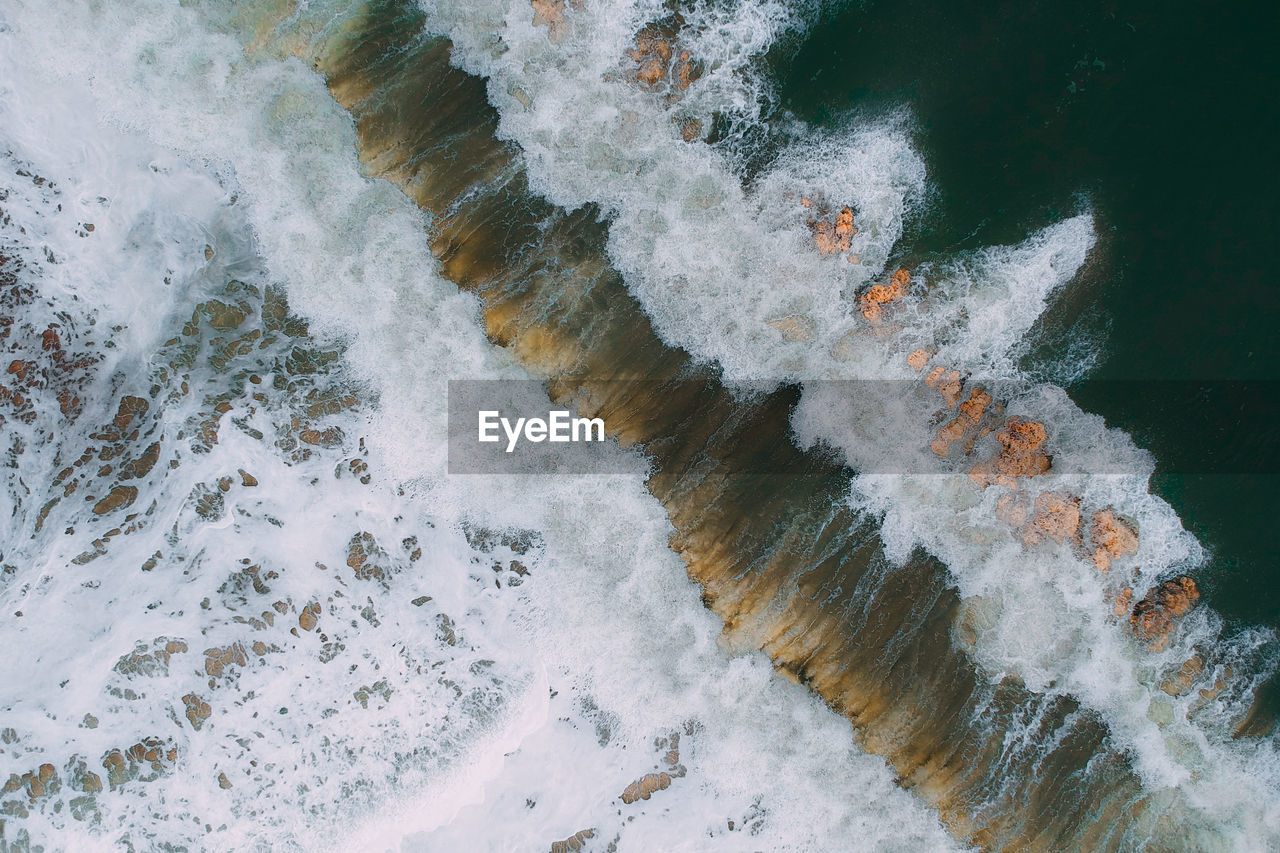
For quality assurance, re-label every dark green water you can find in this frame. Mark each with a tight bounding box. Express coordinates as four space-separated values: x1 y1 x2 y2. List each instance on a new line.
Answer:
769 0 1278 627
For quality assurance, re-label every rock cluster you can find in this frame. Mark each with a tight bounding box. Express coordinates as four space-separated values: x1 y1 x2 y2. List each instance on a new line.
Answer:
860 268 911 322
806 203 857 256
1089 509 1139 572
1024 492 1082 544
969 417 1052 489
530 0 568 40
1129 577 1200 652
624 20 700 97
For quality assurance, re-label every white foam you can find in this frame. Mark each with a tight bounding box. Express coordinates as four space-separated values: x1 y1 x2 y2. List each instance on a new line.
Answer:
413 0 1280 843
0 2 961 850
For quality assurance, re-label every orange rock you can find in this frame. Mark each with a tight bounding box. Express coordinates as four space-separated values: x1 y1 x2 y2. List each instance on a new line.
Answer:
531 0 567 40
628 34 673 89
1090 509 1138 572
1161 654 1205 696
672 50 701 91
183 693 212 730
809 206 858 256
959 388 992 423
551 829 596 853
931 417 966 458
924 366 962 407
1024 492 1081 544
299 602 321 632
621 771 672 804
93 485 138 515
204 643 247 678
970 417 1051 489
1114 587 1133 618
906 349 929 371
1130 577 1200 652
860 269 910 322
834 206 855 237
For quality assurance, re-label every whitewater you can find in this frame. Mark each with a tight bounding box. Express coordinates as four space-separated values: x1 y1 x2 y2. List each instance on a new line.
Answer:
0 0 1276 850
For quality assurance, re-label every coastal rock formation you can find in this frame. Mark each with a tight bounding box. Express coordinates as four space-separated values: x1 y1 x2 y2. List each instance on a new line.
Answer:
1130 577 1200 652
766 314 816 342
806 203 858 256
531 0 568 40
860 268 910 322
959 388 992 423
620 771 671 803
930 416 966 457
906 348 929 371
924 366 962 408
624 18 700 97
550 828 596 853
1090 509 1139 572
1024 492 1082 544
970 417 1051 489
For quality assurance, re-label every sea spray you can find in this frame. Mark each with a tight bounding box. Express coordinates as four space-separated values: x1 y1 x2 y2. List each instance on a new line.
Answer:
0 3 963 850
403 0 1280 844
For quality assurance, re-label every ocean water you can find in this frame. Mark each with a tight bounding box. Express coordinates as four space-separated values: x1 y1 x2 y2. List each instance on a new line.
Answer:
0 0 1275 851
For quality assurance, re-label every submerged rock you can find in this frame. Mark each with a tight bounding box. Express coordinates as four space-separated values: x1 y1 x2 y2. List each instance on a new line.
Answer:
924 366 962 408
1024 492 1082 544
766 314 816 342
1130 577 1200 652
970 417 1051 489
859 268 910 322
531 0 568 40
810 205 858 256
906 348 929 371
1090 509 1139 572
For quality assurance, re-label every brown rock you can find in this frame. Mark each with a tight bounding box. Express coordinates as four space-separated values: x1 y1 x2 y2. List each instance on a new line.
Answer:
906 348 929 371
959 388 992 423
970 417 1051 489
347 532 390 583
93 485 138 515
531 0 567 39
550 829 595 853
1161 654 1205 696
621 771 671 804
995 492 1029 527
113 396 149 430
809 206 858 256
860 268 910 321
680 118 702 142
924 366 963 408
628 33 674 89
203 643 248 678
1024 492 1081 544
766 314 815 342
1090 509 1139 572
183 693 212 731
931 417 966 458
1114 587 1134 618
1130 577 1200 652
299 602 321 632
218 772 233 789
672 50 700 91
